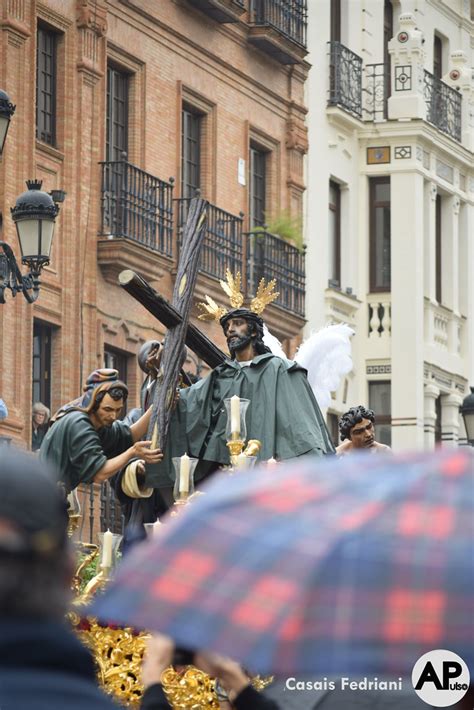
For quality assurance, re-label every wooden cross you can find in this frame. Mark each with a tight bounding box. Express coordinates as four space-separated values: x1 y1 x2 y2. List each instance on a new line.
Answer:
119 197 227 456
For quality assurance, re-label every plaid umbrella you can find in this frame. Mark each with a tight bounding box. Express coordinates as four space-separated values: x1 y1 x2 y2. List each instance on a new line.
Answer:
91 449 474 677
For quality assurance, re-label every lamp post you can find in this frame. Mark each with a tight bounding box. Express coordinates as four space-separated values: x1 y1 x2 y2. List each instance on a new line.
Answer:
0 180 60 304
0 89 16 155
460 387 474 446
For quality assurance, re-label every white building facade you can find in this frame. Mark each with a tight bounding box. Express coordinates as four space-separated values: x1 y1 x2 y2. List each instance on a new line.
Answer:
305 0 473 451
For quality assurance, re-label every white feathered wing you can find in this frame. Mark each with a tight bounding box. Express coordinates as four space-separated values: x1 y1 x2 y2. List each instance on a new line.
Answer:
262 325 289 361
263 323 354 409
294 324 354 409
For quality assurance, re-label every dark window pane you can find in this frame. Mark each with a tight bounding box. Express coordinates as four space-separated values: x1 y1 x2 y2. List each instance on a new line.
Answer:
369 177 391 291
433 35 443 79
32 321 53 410
435 395 442 442
250 146 266 229
369 380 391 446
106 66 129 162
329 180 341 284
36 27 57 146
330 0 341 42
376 423 392 447
369 381 391 415
327 412 339 447
384 0 393 103
374 181 390 202
104 347 128 385
181 108 201 199
435 194 442 303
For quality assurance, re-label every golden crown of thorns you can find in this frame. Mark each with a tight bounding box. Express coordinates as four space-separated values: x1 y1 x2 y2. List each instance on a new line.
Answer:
197 269 279 322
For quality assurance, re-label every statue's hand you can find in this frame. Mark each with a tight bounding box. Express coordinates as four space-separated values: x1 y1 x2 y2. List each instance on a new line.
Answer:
132 441 163 464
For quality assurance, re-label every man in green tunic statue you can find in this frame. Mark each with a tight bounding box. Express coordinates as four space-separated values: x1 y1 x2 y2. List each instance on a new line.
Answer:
144 274 335 496
40 369 162 493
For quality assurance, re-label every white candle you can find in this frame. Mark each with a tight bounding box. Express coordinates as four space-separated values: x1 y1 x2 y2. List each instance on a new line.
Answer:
230 395 240 437
153 519 162 535
102 529 113 568
179 453 190 494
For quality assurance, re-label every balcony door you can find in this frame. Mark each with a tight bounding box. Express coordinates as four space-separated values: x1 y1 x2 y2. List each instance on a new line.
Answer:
181 108 201 199
104 66 129 235
32 321 53 410
369 177 391 292
330 0 341 43
383 0 393 107
433 35 443 79
249 145 267 229
106 65 129 162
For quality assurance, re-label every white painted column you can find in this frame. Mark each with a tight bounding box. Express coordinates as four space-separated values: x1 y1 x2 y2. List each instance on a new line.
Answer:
447 196 461 355
391 171 425 450
465 202 474 387
424 382 439 449
441 393 463 446
423 182 437 303
388 14 426 121
442 195 460 314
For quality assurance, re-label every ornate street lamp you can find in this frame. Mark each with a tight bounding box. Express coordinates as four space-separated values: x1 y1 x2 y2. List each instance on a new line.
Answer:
0 89 16 155
460 387 474 446
0 180 59 304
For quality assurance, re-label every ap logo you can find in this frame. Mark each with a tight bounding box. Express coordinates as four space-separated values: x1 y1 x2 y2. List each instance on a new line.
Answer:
412 649 470 707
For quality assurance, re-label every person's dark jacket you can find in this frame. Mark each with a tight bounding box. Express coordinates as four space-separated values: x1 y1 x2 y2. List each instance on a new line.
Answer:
0 618 118 710
32 425 47 452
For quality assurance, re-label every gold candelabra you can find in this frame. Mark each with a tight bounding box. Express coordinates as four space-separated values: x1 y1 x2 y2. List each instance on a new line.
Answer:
226 437 261 467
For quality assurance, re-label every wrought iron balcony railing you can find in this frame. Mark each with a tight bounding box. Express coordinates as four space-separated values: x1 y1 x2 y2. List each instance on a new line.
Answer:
100 160 174 257
249 0 308 48
246 230 305 317
74 482 124 544
176 199 243 282
363 63 390 121
328 41 363 119
424 71 461 142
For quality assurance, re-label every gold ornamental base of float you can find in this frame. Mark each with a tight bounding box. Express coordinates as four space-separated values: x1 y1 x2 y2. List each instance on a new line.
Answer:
69 442 272 708
70 610 272 709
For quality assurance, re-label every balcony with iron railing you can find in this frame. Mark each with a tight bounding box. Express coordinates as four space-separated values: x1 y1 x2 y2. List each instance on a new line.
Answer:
248 0 308 64
100 160 174 254
175 198 244 282
424 71 462 143
98 159 174 282
327 41 363 119
246 230 305 317
327 44 463 144
363 63 390 121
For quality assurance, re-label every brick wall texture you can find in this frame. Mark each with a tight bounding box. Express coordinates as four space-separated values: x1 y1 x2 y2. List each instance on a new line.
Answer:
0 0 308 447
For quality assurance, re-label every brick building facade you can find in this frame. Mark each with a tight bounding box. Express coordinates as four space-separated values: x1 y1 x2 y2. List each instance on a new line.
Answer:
0 0 309 448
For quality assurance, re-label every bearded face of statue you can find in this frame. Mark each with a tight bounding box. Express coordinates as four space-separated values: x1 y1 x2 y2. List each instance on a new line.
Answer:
224 317 255 356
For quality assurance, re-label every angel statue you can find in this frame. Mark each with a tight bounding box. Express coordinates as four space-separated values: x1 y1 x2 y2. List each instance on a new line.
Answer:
141 270 354 504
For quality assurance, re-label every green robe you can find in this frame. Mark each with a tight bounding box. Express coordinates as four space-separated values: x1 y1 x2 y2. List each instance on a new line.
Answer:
146 353 335 488
40 411 133 492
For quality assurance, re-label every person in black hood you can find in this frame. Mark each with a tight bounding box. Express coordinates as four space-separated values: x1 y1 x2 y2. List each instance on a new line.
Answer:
0 450 118 710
